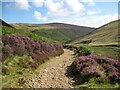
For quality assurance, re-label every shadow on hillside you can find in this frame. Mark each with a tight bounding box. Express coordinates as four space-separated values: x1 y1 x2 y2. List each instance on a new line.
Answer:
65 63 85 87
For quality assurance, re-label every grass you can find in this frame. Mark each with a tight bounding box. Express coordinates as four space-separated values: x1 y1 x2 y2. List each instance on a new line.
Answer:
89 46 119 59
31 28 72 43
74 77 119 88
76 82 119 88
2 54 50 88
2 55 33 88
74 76 119 88
68 43 119 59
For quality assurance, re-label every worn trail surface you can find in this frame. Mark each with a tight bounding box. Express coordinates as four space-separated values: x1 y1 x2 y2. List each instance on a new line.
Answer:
27 49 74 88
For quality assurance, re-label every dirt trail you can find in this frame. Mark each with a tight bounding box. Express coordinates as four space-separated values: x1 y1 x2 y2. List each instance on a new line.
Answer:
27 49 74 88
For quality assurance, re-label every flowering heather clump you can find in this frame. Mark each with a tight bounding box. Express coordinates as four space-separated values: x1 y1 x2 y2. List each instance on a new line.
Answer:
73 55 120 84
2 34 64 68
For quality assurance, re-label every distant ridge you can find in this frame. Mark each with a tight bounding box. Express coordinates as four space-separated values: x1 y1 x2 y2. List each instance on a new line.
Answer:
44 22 95 30
11 22 95 43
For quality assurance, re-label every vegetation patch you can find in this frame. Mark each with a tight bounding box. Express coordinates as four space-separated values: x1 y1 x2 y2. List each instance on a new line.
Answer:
70 55 120 87
74 46 91 56
80 40 92 44
2 34 64 69
2 26 55 43
64 45 91 56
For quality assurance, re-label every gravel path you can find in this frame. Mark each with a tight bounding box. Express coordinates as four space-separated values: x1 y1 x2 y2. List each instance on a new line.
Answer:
27 49 74 88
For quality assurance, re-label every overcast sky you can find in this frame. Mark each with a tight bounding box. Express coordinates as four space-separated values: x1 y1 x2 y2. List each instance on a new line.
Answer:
1 0 119 27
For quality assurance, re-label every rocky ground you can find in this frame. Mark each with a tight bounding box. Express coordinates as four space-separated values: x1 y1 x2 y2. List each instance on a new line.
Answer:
26 49 75 88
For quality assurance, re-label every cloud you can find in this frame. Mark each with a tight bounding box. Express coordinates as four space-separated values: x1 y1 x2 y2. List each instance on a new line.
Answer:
81 0 95 7
6 0 30 10
44 0 85 17
45 0 64 12
49 14 118 27
32 0 45 7
65 0 85 13
87 11 97 15
33 11 47 21
44 0 69 17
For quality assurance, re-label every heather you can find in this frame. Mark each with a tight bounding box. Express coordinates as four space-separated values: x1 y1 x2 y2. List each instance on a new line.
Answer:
2 34 64 69
72 55 120 84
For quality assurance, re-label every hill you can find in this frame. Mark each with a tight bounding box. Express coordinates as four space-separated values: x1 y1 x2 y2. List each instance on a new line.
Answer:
73 20 119 46
1 20 56 43
11 23 95 43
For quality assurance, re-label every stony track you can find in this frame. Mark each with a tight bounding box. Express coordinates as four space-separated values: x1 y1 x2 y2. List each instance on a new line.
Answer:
27 49 74 88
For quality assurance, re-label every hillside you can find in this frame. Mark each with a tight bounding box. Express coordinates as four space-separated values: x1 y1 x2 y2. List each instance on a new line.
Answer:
73 20 119 46
1 20 55 43
11 23 95 43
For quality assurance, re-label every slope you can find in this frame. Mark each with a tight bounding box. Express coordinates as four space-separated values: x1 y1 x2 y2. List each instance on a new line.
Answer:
1 20 55 43
11 23 95 43
73 20 119 46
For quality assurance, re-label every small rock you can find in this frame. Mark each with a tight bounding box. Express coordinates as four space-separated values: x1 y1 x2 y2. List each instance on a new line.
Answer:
44 69 47 73
52 77 55 80
51 67 55 69
59 78 62 80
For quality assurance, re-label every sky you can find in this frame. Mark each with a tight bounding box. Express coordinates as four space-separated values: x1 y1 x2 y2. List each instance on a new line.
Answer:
1 0 119 28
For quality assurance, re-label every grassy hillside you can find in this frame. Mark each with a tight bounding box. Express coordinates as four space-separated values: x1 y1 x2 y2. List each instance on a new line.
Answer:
2 26 56 43
11 23 95 43
73 20 119 46
1 20 64 88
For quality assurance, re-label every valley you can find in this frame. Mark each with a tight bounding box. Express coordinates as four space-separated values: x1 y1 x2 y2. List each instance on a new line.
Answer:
11 22 95 43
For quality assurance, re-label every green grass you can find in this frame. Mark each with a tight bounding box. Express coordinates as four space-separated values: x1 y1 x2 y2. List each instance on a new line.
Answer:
89 46 119 59
74 77 119 88
2 55 34 88
2 53 63 88
76 82 119 88
2 54 50 88
74 76 119 88
31 28 76 43
68 44 119 59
